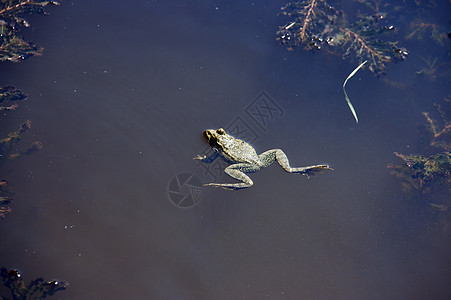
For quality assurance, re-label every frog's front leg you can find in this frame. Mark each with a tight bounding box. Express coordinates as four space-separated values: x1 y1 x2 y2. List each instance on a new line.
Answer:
193 151 219 163
204 163 259 190
259 149 333 175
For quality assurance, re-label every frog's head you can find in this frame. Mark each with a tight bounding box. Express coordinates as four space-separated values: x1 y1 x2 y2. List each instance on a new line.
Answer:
204 128 228 149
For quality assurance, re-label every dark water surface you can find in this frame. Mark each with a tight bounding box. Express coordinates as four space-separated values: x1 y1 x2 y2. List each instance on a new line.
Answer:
1 0 450 299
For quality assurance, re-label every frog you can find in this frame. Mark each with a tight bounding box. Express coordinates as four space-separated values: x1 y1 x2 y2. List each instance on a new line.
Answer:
194 128 333 190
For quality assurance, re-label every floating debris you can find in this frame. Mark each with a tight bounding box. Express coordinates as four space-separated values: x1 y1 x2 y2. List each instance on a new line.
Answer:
342 60 367 123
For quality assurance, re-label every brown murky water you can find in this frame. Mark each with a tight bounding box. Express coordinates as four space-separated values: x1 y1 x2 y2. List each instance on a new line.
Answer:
1 0 450 299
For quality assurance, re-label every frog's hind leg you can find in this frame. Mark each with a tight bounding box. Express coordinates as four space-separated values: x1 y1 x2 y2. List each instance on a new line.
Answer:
204 163 258 190
260 149 333 176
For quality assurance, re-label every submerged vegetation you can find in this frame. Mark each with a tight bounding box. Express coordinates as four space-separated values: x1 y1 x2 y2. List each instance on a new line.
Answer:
390 151 450 193
388 99 451 229
0 115 43 219
276 0 449 78
0 1 60 62
0 1 67 297
276 0 408 76
0 179 11 219
1 2 67 296
0 118 43 161
0 267 68 300
1 1 60 219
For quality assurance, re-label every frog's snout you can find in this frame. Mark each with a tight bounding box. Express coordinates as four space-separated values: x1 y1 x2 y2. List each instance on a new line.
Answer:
204 130 219 147
203 129 214 141
203 130 209 140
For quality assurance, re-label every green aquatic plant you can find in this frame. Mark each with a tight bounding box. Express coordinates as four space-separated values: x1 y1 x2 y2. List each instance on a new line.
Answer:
422 102 451 151
276 0 408 76
0 86 26 111
0 0 60 62
0 120 43 161
0 267 68 299
276 0 338 51
0 180 12 219
0 0 58 219
406 22 447 46
388 100 451 227
389 152 450 191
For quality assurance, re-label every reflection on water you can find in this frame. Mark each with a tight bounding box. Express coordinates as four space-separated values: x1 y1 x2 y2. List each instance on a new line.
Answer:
1 0 450 299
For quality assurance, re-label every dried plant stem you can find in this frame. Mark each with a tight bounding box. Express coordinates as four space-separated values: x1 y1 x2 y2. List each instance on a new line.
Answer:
340 27 387 65
300 0 318 40
422 112 451 148
0 0 32 15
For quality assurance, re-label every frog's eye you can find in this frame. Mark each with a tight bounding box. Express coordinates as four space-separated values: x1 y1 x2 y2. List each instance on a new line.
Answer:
217 128 225 135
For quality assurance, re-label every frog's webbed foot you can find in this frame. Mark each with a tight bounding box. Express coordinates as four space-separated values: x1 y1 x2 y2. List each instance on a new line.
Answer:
193 151 219 163
204 163 256 190
291 164 334 176
193 154 206 160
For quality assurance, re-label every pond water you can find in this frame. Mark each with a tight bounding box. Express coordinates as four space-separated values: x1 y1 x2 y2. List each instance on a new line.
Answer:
1 0 450 299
